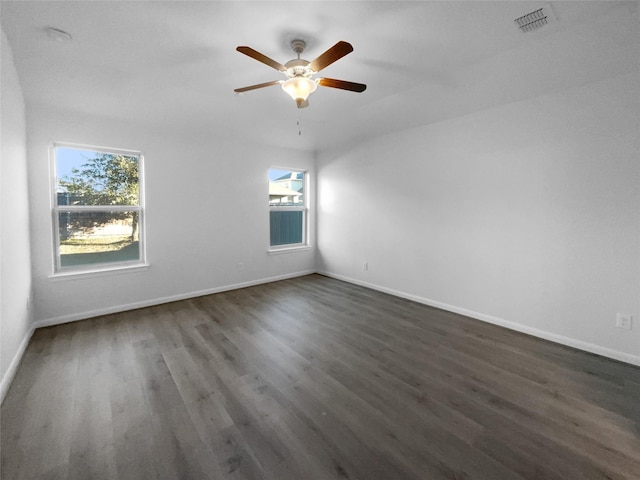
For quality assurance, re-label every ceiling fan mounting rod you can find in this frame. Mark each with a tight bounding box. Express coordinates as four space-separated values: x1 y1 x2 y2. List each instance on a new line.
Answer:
285 40 313 78
290 39 306 58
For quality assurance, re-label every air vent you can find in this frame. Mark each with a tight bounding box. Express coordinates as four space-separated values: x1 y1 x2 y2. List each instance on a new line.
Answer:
514 5 557 33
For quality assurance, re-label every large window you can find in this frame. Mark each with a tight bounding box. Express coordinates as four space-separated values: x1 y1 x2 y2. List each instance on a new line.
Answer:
269 168 307 249
52 144 145 274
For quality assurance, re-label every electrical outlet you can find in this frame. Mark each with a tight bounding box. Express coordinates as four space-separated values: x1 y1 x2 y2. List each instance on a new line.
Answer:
237 262 245 271
363 261 368 271
616 313 632 330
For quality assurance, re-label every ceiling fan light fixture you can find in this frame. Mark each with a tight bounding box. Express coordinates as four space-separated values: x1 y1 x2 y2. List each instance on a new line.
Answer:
281 76 317 107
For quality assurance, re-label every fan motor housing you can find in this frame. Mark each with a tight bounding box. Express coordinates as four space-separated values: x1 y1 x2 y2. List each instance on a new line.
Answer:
284 58 314 78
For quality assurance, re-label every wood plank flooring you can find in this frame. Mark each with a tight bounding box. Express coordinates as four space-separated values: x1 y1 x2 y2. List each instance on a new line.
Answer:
2 274 639 479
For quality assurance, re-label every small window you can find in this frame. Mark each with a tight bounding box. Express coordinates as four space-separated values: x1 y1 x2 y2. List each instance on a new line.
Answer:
269 168 307 249
52 144 145 274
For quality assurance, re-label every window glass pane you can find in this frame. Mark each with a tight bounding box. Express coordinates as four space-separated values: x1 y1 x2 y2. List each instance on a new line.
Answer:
58 211 140 267
269 169 304 206
270 210 303 246
268 168 306 248
56 147 139 206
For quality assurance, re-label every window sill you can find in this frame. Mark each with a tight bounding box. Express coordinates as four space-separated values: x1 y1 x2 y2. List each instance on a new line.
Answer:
49 263 150 281
268 245 312 255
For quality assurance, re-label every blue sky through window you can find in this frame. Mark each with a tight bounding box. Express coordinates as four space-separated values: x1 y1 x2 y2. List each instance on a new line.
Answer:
56 147 96 184
269 168 291 181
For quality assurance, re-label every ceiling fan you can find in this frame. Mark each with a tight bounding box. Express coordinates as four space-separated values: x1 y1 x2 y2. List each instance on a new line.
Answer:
234 39 366 108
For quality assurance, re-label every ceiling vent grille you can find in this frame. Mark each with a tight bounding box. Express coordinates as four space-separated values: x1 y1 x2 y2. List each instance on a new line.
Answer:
514 5 556 33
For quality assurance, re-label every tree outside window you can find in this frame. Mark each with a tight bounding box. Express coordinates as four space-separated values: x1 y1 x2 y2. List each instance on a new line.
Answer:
53 145 145 272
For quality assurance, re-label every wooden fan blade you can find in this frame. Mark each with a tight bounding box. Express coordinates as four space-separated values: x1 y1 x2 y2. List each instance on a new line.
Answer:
317 77 367 93
234 80 282 93
309 41 353 73
236 46 287 72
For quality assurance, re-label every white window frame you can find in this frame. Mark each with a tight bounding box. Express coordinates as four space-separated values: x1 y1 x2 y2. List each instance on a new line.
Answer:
50 142 147 276
268 167 310 253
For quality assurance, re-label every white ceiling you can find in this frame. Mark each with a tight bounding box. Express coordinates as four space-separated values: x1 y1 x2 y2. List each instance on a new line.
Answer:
1 1 637 152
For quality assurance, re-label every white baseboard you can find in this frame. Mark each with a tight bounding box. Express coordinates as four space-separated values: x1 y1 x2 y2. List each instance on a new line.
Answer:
319 271 640 367
1 325 35 404
6 266 636 406
34 269 316 330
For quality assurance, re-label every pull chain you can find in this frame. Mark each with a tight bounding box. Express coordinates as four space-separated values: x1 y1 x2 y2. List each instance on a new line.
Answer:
297 115 302 136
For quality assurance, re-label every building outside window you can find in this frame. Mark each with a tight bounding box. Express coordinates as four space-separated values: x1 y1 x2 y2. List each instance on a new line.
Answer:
52 143 145 274
269 168 307 249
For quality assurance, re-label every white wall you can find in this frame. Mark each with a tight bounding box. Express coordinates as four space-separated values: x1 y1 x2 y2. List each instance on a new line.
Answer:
317 71 640 364
1 27 33 399
27 107 315 326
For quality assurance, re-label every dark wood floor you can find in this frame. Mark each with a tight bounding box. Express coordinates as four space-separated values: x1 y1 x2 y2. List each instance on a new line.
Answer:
2 274 639 479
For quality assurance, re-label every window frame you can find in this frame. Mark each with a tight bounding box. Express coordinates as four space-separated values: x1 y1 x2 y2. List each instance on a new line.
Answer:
268 167 309 253
50 142 147 276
